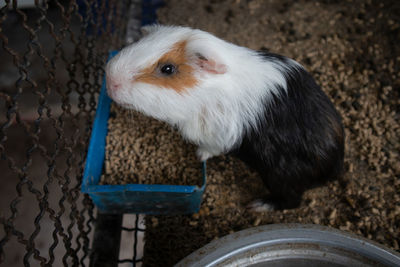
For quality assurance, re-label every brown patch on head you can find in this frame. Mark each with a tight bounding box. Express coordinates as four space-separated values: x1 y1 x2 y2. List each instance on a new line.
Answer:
135 41 198 92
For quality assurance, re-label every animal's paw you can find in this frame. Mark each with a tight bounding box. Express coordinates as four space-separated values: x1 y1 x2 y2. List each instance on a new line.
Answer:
196 148 213 161
247 199 276 213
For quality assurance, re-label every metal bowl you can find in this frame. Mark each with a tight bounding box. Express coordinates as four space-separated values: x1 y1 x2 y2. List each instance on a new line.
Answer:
175 224 400 267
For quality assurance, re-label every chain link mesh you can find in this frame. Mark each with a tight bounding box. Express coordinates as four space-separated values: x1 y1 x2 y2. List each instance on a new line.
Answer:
0 0 131 265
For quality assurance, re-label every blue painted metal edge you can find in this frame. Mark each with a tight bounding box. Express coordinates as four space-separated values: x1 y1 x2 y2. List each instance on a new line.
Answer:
141 0 165 25
81 51 206 195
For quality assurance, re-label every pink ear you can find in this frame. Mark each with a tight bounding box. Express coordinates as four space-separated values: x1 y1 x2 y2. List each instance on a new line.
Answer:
196 53 227 75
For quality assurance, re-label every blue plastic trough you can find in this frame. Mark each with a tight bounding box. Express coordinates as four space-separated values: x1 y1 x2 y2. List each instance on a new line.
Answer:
81 51 206 215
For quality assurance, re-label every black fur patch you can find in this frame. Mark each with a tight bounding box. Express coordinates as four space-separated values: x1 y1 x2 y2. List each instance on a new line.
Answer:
233 51 345 209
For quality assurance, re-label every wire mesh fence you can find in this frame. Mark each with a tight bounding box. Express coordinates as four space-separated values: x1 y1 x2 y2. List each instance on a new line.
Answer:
0 0 133 265
119 215 145 266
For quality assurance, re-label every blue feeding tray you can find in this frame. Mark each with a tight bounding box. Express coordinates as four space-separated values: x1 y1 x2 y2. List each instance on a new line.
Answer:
81 51 207 215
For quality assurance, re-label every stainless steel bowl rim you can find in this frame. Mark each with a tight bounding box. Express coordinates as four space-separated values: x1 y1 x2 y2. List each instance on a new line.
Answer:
175 223 400 267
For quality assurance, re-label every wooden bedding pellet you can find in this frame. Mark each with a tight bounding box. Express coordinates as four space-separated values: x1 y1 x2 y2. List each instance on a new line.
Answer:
100 103 203 186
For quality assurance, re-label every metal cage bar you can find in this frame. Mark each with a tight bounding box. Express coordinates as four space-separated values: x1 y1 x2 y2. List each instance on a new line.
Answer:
0 0 131 266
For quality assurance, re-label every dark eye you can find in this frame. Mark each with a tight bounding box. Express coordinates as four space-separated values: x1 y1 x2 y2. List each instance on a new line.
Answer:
160 64 176 75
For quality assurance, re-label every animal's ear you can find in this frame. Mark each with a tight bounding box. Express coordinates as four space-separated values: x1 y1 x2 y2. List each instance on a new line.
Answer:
193 52 227 75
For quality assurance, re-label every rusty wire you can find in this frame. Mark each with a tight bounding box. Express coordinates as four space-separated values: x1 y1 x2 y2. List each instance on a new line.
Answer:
0 0 130 266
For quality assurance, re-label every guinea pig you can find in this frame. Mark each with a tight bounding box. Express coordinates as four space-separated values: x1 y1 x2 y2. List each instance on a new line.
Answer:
106 25 344 211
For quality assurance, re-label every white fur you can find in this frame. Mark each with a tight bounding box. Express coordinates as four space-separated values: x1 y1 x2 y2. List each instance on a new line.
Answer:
247 199 276 212
106 25 292 160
